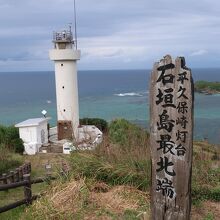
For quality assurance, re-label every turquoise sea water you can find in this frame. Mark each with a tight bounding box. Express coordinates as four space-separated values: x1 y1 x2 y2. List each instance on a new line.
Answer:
0 69 220 144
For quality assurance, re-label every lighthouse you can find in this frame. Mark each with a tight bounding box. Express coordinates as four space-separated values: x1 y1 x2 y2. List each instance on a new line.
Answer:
49 27 80 140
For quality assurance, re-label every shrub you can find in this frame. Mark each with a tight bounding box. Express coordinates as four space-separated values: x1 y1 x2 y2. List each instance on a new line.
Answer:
11 138 24 153
108 118 149 148
80 118 108 132
0 125 23 153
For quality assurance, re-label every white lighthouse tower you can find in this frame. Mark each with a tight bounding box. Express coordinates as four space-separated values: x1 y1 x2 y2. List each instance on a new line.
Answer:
49 27 80 140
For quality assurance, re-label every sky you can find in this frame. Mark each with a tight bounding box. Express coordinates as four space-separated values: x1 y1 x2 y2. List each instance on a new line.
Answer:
0 0 220 71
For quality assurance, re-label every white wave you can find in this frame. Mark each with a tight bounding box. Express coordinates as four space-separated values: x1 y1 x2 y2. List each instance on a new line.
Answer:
114 92 143 97
142 91 149 94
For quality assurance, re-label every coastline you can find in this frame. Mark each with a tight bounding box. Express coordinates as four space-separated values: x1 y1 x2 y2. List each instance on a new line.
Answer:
195 90 220 95
194 80 220 95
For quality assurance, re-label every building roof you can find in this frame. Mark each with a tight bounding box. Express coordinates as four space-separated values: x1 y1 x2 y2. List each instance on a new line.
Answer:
15 118 49 128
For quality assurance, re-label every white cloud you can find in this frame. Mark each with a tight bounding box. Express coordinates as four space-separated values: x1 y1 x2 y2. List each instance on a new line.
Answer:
190 50 208 57
0 0 220 71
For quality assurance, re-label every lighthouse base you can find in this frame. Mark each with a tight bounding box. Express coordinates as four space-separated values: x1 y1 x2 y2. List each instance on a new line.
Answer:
38 125 103 154
57 120 73 140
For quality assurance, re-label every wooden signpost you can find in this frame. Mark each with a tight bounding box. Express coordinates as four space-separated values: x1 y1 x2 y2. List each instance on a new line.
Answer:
150 55 194 219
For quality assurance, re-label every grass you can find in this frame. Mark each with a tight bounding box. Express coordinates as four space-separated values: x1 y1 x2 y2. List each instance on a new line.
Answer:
69 121 220 203
70 152 151 191
203 212 215 220
192 142 220 204
0 206 25 220
20 179 150 220
68 120 219 218
69 120 219 218
69 119 151 190
1 119 220 219
0 183 48 220
0 124 24 174
0 146 23 174
0 153 67 220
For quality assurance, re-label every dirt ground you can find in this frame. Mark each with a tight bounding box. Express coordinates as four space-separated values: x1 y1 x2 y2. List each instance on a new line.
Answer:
191 201 220 220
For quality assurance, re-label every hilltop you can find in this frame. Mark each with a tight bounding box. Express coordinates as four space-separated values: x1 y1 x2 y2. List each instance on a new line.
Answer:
0 119 219 219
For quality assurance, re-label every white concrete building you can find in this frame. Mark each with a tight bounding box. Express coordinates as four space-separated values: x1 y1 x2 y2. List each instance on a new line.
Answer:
49 27 80 140
15 118 49 155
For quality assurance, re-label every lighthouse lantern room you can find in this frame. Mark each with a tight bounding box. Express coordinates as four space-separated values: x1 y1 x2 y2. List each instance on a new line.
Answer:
49 26 80 140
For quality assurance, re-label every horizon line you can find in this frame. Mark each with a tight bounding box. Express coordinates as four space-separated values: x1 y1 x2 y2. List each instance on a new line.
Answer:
0 67 219 73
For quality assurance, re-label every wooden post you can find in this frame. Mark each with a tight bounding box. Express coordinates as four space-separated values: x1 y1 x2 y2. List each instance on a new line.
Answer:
23 165 27 175
2 174 7 185
61 160 70 176
23 174 32 205
19 166 23 181
15 168 20 182
28 162 31 174
150 55 193 219
45 162 52 177
10 171 15 183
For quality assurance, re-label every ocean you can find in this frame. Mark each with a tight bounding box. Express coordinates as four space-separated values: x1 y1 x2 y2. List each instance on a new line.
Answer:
0 69 220 144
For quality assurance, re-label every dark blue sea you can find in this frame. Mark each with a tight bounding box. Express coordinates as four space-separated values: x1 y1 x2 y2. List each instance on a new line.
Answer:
0 69 220 144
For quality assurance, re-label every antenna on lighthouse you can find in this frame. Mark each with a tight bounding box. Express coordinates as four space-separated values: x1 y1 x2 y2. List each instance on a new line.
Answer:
74 0 78 50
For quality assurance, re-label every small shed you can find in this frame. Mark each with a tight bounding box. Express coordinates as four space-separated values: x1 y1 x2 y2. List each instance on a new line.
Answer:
15 118 49 155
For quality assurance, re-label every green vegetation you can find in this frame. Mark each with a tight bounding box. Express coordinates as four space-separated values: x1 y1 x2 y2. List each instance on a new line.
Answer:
0 124 24 174
0 154 66 220
192 142 220 205
0 125 23 153
195 80 220 94
109 118 149 147
80 118 108 132
1 119 219 219
0 206 25 220
70 153 151 191
20 179 150 220
203 212 215 220
0 147 23 173
71 119 150 190
71 121 220 204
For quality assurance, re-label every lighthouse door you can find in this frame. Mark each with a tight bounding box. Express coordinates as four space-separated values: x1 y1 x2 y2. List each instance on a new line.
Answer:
57 121 73 140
